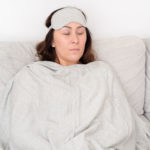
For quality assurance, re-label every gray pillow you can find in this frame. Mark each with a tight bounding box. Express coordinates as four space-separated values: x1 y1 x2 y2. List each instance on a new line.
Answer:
0 42 38 101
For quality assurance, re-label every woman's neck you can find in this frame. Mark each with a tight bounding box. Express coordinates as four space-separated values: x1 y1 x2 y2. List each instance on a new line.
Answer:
55 58 81 66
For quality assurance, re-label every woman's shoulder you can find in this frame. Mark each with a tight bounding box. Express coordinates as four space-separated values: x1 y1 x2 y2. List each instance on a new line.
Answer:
13 61 41 80
88 60 115 74
15 61 46 74
13 60 60 81
87 60 118 82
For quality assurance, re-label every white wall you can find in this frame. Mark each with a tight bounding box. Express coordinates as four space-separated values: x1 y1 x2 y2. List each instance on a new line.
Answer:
0 0 150 41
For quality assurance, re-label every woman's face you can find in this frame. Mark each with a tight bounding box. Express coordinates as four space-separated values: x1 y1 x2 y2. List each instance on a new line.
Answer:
52 22 87 66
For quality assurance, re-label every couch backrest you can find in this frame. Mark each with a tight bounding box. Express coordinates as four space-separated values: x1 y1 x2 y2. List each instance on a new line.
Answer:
0 36 149 116
93 36 146 115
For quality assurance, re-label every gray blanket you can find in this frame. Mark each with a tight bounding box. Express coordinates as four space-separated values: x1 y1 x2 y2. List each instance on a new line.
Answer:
0 61 150 150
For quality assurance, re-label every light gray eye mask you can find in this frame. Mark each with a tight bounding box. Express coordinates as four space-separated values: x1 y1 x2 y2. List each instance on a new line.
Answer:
49 7 87 30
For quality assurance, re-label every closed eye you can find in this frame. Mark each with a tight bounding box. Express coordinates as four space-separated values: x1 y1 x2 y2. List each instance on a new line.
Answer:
77 32 84 35
63 33 70 35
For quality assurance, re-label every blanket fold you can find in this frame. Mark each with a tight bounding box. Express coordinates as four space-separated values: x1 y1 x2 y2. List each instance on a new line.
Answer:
0 60 150 150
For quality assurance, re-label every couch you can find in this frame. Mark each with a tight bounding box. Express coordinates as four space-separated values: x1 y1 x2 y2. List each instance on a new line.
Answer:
0 35 150 122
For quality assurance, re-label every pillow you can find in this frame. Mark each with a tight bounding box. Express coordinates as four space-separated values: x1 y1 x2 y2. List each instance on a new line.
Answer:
93 36 146 115
144 38 150 120
0 41 38 101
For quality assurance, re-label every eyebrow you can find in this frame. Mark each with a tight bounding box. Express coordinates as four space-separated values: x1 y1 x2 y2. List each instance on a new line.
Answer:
62 25 85 29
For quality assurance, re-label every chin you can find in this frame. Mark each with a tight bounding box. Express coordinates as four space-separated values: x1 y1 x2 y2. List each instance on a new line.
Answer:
69 58 80 63
70 55 82 61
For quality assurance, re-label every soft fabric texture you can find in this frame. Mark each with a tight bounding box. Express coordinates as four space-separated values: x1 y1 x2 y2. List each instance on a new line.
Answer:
0 42 38 102
0 61 150 150
50 7 87 30
93 36 146 115
144 38 150 121
0 37 147 116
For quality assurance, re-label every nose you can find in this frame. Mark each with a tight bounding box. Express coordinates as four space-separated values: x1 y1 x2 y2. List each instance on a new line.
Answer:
71 33 79 44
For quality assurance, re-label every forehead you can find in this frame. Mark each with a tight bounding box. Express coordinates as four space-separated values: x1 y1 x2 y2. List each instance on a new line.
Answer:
62 22 85 29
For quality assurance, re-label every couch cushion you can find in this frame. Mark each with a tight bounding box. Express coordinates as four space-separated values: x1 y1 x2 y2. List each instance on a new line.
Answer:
0 37 146 116
93 36 146 115
0 42 38 100
144 38 150 120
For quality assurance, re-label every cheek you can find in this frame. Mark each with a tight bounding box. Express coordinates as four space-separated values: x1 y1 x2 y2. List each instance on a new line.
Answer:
80 36 87 48
53 32 68 49
55 37 68 47
53 37 69 56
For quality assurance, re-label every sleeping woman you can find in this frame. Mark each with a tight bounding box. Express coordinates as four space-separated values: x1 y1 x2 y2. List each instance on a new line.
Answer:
0 6 150 150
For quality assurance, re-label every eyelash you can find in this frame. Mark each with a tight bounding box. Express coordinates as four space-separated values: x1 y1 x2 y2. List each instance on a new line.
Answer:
63 32 84 35
78 33 84 35
63 33 70 35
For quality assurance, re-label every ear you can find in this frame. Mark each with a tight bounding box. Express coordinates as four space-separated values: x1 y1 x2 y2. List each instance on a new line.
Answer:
51 40 55 48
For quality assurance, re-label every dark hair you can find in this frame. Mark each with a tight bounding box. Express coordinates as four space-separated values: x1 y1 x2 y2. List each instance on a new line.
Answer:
36 7 97 64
